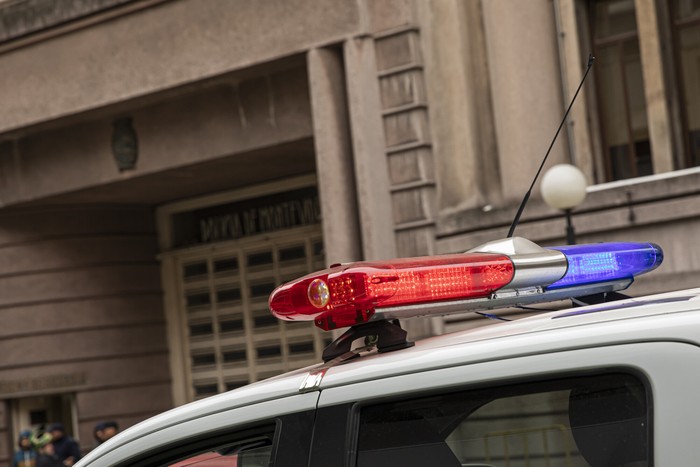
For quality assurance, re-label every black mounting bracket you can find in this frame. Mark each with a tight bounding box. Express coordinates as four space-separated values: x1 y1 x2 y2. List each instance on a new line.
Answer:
572 290 630 307
322 319 415 362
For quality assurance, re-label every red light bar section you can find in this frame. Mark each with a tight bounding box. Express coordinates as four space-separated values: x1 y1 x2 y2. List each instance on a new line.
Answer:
269 253 514 330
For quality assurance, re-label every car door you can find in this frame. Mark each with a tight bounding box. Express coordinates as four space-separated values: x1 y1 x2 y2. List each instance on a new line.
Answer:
310 341 700 466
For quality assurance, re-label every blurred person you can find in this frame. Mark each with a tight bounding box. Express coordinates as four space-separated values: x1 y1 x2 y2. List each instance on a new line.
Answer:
12 430 37 467
35 442 62 467
93 421 119 445
46 423 80 466
29 432 61 467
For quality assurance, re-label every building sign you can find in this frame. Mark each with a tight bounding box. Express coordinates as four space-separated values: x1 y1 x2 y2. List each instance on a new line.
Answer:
172 186 321 247
0 373 86 396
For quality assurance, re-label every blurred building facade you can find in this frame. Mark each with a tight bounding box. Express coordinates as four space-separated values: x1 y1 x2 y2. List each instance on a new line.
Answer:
0 0 698 462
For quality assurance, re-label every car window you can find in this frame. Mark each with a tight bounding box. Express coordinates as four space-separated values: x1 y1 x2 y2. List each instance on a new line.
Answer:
118 408 316 467
148 428 273 467
169 451 235 466
356 373 649 467
166 437 272 467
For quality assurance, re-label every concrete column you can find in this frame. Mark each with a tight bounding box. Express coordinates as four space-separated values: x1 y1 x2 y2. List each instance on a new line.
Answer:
160 254 190 407
482 0 568 202
344 38 397 260
307 47 363 265
555 0 596 182
418 0 501 211
635 0 675 173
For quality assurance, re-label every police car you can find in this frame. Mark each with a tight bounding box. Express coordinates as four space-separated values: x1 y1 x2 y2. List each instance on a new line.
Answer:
76 237 700 466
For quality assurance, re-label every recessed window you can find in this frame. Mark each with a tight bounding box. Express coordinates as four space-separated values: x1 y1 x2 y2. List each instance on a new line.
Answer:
217 287 242 304
250 282 276 298
193 383 218 397
222 349 247 363
253 315 278 328
671 0 700 166
591 0 652 180
247 251 273 268
186 291 211 310
29 409 48 426
219 318 244 333
191 353 216 367
257 346 282 359
279 245 306 262
189 323 213 337
289 341 315 354
183 262 208 280
214 257 239 274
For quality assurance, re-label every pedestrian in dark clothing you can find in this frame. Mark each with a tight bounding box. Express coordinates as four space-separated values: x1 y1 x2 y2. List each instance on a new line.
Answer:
35 443 62 467
93 421 119 445
30 432 61 467
46 423 80 466
35 444 62 467
12 430 37 467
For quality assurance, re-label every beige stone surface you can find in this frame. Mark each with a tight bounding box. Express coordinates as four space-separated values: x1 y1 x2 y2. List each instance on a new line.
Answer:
344 37 397 260
635 0 674 173
0 0 359 133
308 47 362 265
418 0 501 211
482 0 569 202
0 64 314 206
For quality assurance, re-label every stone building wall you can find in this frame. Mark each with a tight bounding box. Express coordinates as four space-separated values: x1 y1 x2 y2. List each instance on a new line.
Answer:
0 206 169 462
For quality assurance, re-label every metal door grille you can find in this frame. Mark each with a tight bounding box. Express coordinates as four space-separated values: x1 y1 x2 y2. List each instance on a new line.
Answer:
178 228 328 399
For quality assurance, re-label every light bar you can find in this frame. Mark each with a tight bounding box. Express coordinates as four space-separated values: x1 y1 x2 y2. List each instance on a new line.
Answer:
546 242 663 289
268 238 665 331
269 254 515 330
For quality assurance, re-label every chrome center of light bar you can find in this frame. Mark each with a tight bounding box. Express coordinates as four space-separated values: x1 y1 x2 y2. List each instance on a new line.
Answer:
468 237 568 289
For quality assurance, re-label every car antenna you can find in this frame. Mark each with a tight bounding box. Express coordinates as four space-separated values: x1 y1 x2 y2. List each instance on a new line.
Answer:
506 53 595 238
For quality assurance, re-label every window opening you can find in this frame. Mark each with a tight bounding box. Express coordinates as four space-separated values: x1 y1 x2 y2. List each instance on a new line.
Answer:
186 291 211 311
184 262 208 281
214 258 239 275
220 318 245 333
590 0 653 180
217 288 242 304
671 0 700 166
222 349 247 363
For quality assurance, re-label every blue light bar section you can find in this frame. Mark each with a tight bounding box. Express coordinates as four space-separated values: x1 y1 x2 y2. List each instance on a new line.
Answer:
545 242 663 290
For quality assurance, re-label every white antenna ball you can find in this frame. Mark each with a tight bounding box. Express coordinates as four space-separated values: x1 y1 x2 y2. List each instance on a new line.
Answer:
540 164 587 210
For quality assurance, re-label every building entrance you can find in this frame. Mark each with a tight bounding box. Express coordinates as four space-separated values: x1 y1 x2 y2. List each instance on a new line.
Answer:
159 177 328 403
10 393 77 441
174 226 327 400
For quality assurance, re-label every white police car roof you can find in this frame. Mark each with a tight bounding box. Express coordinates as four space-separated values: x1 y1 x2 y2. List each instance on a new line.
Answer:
300 287 700 389
80 286 700 466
